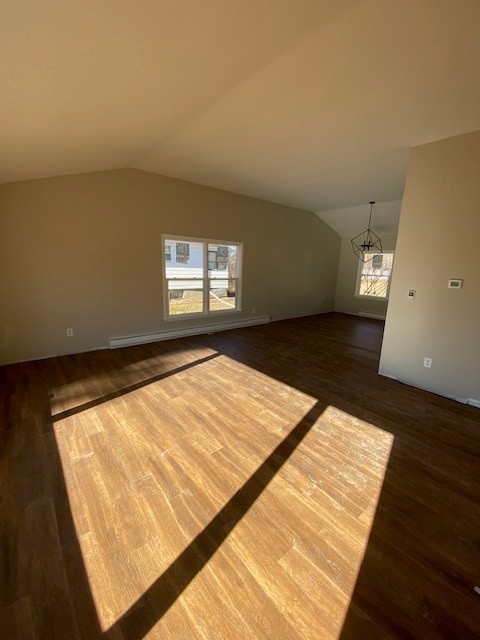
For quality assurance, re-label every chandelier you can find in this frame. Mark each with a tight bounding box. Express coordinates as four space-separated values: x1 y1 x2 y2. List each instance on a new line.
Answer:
351 201 382 262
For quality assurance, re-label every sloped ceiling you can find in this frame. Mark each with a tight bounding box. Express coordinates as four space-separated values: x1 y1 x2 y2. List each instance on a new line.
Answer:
1 0 480 213
317 200 401 239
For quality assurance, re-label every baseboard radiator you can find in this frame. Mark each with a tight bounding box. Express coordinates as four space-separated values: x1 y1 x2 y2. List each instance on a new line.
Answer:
109 315 270 349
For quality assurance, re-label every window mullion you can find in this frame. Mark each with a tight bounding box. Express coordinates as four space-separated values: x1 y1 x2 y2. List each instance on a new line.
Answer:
203 242 208 315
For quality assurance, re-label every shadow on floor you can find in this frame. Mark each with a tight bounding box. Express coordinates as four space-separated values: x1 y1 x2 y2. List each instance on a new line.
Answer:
1 313 479 639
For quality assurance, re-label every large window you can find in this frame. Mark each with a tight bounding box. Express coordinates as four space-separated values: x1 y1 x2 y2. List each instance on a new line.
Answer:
355 251 394 299
162 235 243 318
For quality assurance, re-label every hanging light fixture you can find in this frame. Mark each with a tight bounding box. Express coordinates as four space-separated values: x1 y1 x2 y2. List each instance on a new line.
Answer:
351 201 383 262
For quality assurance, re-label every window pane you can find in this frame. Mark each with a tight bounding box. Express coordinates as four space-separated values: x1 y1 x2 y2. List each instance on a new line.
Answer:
362 252 393 276
208 243 239 277
168 280 204 315
164 239 204 278
176 242 189 263
359 275 389 298
209 279 237 312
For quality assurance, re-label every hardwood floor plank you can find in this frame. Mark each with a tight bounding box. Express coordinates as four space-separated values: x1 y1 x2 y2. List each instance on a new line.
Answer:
17 499 80 640
0 596 38 640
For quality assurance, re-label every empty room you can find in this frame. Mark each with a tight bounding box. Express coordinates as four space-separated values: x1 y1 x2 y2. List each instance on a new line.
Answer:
1 1 480 639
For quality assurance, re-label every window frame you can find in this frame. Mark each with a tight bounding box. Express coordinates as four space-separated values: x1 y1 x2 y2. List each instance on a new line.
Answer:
161 234 243 321
354 250 395 301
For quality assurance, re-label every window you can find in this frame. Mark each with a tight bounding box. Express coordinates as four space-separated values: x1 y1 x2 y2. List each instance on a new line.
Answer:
355 251 394 299
162 235 243 318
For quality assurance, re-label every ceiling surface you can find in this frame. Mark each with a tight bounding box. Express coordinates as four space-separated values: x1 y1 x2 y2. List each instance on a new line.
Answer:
317 200 401 238
1 0 480 213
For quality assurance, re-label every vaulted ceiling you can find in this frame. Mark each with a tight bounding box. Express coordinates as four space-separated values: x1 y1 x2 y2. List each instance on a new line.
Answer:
1 0 479 213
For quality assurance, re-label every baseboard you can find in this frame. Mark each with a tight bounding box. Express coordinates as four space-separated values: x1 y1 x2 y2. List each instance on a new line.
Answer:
0 345 108 367
436 394 480 409
109 315 270 349
380 373 480 409
359 312 387 320
379 372 398 381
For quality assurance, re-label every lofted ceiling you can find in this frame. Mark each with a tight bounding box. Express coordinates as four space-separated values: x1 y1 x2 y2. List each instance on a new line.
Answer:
1 0 480 214
317 200 401 238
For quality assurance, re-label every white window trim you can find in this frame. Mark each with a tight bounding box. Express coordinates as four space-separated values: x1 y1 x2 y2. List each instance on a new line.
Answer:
354 250 395 301
161 234 243 321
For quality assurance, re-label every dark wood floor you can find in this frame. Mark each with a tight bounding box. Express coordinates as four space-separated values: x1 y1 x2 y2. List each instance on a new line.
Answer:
1 313 479 639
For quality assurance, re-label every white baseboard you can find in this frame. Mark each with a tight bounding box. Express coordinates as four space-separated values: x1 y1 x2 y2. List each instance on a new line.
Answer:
109 316 270 349
379 372 398 381
1 353 60 366
359 312 387 320
0 345 108 367
440 395 480 409
380 373 480 410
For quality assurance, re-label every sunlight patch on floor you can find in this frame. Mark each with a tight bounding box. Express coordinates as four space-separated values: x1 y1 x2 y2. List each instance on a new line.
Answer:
310 405 394 637
49 347 219 417
52 358 318 632
52 353 393 637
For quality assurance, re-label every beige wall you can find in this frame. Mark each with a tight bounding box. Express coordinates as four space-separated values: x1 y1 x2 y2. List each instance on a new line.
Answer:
0 169 340 364
334 235 397 318
380 130 480 402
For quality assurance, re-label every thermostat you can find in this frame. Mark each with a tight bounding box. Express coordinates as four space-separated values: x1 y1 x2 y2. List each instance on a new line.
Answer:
448 279 463 289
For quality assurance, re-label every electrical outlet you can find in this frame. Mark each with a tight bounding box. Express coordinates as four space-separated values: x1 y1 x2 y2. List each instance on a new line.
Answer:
66 328 73 337
423 357 432 368
251 307 256 314
408 290 416 300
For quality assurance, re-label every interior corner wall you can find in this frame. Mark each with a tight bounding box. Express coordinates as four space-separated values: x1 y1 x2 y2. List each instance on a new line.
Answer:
334 234 397 318
0 169 341 364
379 130 480 402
